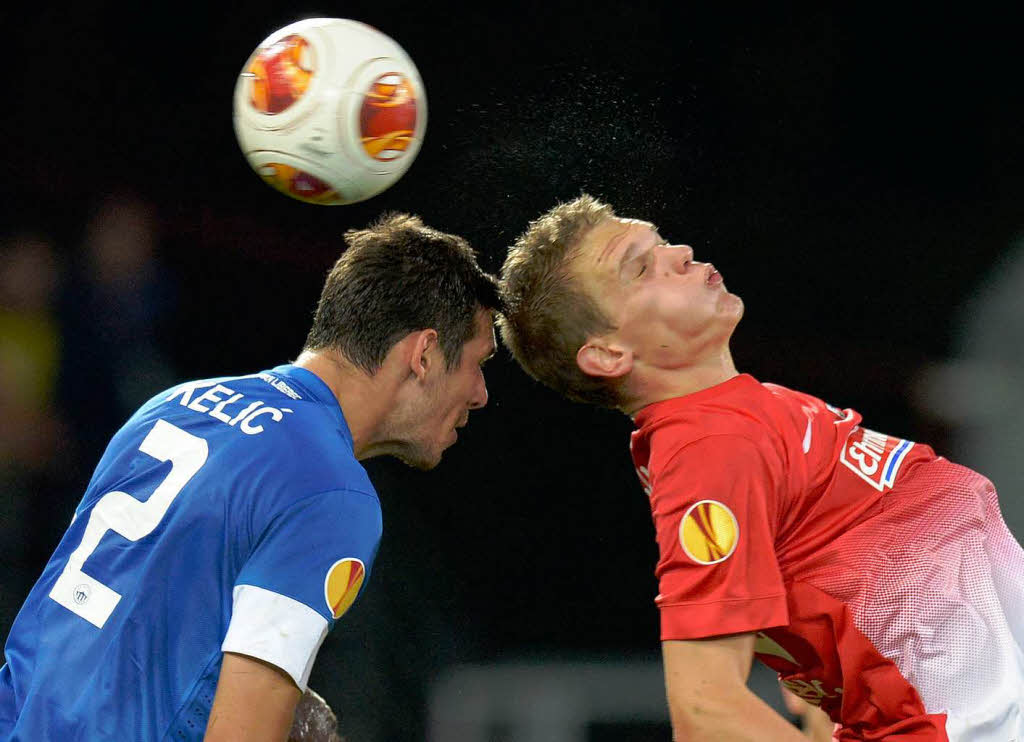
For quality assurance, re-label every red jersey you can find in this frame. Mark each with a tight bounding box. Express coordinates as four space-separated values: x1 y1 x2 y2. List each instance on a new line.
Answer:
630 374 1024 741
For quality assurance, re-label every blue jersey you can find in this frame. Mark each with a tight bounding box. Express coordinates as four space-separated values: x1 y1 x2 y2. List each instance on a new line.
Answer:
0 365 382 741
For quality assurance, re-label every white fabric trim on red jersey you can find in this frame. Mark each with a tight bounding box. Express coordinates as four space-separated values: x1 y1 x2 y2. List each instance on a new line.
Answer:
221 584 329 690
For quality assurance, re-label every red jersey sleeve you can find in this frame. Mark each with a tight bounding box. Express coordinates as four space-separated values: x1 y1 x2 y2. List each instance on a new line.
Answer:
650 434 789 640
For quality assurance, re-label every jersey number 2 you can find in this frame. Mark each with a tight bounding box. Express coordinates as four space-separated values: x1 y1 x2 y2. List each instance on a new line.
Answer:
48 419 208 628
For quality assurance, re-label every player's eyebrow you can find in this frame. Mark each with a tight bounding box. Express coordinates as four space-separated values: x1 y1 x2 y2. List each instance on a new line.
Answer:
599 220 659 262
618 240 646 270
616 227 662 271
480 333 497 363
598 228 631 264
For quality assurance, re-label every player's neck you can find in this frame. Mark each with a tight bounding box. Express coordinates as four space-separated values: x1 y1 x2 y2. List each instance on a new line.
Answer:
293 349 396 458
624 348 739 417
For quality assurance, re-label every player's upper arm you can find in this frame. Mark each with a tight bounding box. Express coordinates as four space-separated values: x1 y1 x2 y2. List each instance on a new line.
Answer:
651 436 789 641
662 634 808 741
224 488 381 690
204 651 302 742
663 632 755 717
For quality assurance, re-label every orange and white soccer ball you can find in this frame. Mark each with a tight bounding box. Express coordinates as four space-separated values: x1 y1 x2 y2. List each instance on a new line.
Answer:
233 18 426 205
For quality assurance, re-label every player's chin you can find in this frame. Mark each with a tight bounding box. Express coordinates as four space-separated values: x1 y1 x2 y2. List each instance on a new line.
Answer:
397 428 458 470
397 442 446 471
717 291 744 317
414 453 444 471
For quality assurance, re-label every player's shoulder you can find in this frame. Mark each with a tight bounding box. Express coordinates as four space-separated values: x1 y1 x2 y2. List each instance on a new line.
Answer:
633 375 792 467
696 375 833 435
141 365 338 432
637 375 775 438
760 379 823 408
132 365 370 483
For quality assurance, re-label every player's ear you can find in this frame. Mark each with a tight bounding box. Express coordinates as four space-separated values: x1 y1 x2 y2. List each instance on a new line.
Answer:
408 329 439 381
577 340 633 379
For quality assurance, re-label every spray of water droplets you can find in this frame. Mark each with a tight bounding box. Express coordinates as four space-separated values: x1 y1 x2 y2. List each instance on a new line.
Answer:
423 64 700 258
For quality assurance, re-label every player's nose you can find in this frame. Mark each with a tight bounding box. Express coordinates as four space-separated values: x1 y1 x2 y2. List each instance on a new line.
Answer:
468 374 488 410
662 244 694 273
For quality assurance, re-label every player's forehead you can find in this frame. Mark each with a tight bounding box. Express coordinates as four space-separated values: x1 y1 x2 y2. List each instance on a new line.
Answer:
577 217 658 271
465 309 497 358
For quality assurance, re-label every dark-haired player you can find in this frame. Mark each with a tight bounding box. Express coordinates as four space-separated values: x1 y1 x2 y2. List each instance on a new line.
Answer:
499 195 1024 741
0 214 500 741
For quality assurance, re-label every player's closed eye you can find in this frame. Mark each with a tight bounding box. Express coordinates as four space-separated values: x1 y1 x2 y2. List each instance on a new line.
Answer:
633 242 671 278
630 248 657 279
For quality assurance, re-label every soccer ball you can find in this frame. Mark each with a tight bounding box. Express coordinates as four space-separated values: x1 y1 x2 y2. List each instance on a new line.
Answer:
233 18 426 205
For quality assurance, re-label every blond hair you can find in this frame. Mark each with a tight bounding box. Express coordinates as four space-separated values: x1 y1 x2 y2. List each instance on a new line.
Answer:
498 194 625 408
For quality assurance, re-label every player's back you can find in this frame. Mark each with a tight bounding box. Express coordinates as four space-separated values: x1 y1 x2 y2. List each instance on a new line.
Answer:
0 366 379 741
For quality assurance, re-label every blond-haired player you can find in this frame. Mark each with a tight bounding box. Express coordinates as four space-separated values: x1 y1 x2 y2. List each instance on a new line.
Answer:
499 194 1024 741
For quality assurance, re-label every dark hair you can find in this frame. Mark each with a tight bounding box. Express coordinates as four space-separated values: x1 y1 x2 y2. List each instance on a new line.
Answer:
304 213 501 372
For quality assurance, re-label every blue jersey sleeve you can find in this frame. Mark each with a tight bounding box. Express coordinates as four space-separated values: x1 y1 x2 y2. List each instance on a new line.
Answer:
221 488 382 688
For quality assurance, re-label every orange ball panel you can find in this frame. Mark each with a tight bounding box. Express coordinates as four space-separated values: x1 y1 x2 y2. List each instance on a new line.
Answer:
247 35 314 114
359 74 418 160
257 163 343 204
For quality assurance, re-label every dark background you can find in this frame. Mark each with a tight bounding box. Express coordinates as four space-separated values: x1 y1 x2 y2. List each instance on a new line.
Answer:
3 2 1022 740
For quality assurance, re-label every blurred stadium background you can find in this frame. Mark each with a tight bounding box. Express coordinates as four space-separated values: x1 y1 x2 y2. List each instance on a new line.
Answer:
2 3 1022 740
